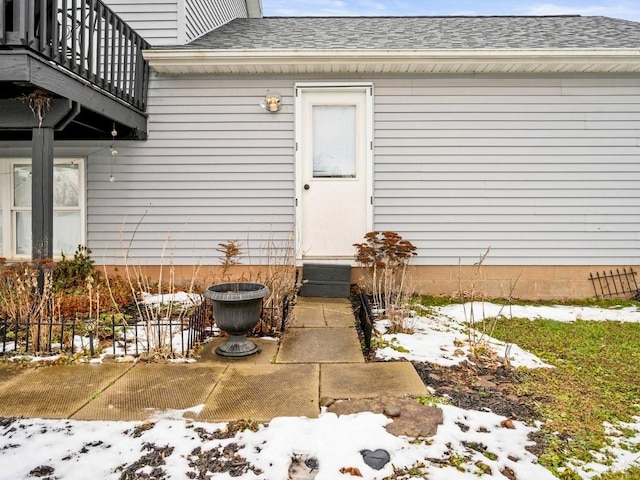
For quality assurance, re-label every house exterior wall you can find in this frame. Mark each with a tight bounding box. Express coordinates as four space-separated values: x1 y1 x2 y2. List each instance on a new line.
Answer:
105 0 249 46
372 75 640 267
105 0 180 46
88 74 296 266
1 73 638 298
84 73 640 268
184 0 248 43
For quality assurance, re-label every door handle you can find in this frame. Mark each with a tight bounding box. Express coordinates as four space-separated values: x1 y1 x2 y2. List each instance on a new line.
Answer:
304 184 310 190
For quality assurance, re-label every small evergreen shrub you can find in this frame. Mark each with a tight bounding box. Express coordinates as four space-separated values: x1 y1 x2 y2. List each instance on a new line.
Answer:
53 245 99 292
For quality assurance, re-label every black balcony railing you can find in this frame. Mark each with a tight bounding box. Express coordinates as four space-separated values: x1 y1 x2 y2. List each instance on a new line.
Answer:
0 0 150 111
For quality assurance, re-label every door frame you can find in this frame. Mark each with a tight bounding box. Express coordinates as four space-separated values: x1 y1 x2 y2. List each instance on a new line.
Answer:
294 82 374 263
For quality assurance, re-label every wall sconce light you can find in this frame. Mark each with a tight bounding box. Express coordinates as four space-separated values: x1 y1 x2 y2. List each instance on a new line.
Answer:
260 93 282 112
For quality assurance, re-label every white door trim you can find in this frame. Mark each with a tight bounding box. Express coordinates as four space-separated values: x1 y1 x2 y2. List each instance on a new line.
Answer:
294 82 374 263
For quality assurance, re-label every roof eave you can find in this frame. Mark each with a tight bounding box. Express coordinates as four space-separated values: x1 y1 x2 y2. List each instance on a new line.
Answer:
143 48 640 74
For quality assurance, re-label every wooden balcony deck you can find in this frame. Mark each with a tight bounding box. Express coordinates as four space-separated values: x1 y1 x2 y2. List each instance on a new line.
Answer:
0 0 149 139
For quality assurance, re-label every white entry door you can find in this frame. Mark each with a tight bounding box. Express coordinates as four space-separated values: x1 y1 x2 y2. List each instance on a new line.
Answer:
296 85 372 261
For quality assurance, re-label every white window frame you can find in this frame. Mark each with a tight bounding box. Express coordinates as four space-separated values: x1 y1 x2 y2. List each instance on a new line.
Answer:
0 157 86 260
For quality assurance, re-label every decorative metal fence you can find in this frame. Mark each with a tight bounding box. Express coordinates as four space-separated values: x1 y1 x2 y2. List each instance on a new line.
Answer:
0 301 208 358
0 295 294 358
255 294 293 334
589 268 640 299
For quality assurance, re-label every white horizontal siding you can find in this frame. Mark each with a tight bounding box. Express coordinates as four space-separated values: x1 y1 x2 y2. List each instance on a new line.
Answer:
105 0 179 46
106 0 250 45
2 74 639 268
373 76 640 266
185 0 248 42
86 75 295 265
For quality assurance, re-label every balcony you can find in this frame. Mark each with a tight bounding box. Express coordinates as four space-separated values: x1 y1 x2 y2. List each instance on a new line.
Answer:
0 0 150 140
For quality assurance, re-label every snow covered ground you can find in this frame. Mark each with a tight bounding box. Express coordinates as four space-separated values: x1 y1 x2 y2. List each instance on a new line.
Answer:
1 301 639 479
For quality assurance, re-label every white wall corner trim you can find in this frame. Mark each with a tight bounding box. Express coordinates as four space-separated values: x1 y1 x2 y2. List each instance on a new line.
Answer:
245 0 263 18
176 0 187 46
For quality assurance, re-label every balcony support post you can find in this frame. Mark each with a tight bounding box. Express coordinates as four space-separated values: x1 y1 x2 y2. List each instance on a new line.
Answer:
31 125 54 261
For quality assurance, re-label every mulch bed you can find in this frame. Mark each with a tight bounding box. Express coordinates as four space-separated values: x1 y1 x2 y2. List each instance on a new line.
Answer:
412 359 540 423
411 358 547 459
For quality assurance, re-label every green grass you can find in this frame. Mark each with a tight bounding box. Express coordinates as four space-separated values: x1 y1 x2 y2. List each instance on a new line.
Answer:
415 294 640 309
487 318 640 479
597 467 640 479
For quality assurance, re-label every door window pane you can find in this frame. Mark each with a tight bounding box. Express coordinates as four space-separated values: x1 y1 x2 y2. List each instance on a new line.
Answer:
312 105 356 178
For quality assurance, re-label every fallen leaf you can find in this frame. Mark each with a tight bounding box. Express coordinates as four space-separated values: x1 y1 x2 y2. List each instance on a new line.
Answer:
339 467 363 476
500 419 515 429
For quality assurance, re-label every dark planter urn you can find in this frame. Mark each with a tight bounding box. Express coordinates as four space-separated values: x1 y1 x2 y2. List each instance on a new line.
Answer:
204 282 270 357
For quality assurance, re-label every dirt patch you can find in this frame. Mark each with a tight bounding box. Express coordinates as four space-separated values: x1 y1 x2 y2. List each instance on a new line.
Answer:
186 443 262 479
118 443 174 480
412 360 541 423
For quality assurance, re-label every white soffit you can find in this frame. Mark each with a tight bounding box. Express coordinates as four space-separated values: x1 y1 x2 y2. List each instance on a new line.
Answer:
143 48 640 74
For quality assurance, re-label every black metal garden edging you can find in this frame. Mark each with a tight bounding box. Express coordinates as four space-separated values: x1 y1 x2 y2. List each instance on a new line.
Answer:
357 292 374 356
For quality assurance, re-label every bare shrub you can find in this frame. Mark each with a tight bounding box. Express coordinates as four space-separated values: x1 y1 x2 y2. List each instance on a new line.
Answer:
217 240 242 281
452 247 521 363
242 232 297 334
103 217 204 359
354 231 417 333
0 260 56 353
102 217 297 358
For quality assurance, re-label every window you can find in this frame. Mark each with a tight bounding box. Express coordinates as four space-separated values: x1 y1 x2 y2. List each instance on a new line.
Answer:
312 105 357 178
0 158 85 259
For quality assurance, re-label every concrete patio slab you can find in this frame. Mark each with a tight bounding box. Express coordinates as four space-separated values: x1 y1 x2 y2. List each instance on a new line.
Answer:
197 337 280 365
197 364 319 422
317 297 353 310
289 303 327 327
321 362 429 399
0 364 132 419
296 297 344 305
292 298 354 328
276 328 364 364
323 303 357 328
73 364 225 421
0 299 435 425
0 363 25 384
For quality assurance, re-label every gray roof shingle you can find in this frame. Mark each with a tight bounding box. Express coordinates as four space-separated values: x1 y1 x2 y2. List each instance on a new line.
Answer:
182 16 640 50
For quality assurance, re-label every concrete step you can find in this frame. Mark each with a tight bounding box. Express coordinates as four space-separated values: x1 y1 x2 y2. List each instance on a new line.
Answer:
299 263 351 297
